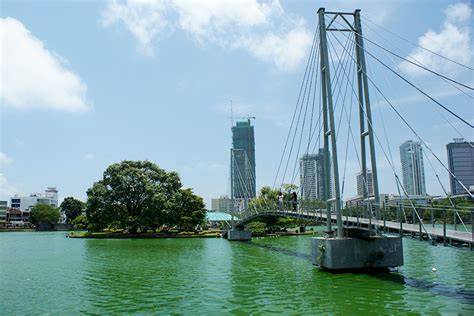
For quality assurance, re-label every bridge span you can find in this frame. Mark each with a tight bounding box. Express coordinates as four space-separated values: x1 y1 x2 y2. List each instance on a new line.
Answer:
232 209 474 250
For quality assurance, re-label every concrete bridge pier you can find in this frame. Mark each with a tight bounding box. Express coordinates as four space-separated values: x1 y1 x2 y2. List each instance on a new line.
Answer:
311 228 403 270
227 226 252 241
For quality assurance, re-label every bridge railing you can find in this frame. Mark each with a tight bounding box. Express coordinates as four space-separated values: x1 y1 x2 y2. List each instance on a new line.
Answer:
341 204 473 242
238 199 325 222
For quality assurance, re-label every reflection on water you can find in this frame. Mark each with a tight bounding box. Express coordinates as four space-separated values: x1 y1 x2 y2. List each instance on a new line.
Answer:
247 240 474 306
0 232 473 314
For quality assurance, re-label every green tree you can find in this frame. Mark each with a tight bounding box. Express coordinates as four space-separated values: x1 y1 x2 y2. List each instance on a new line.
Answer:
60 197 85 223
169 188 206 231
71 214 88 229
86 160 182 233
30 204 60 226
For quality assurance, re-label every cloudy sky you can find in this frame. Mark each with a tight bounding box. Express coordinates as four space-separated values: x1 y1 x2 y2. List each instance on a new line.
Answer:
1 0 472 206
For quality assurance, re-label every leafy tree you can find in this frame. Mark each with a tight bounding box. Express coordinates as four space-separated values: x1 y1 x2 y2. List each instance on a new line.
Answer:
86 181 117 231
60 197 85 223
86 160 183 233
71 214 88 229
30 204 60 226
169 188 206 231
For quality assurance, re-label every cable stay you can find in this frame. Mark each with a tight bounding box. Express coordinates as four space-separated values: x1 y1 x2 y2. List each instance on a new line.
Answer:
329 28 474 198
362 16 474 71
273 23 320 190
328 18 473 129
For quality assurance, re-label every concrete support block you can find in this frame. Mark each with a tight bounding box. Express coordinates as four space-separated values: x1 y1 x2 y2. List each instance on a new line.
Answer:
311 235 403 270
227 229 252 241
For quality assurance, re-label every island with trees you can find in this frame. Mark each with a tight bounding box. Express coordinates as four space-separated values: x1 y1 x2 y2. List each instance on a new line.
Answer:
69 160 215 238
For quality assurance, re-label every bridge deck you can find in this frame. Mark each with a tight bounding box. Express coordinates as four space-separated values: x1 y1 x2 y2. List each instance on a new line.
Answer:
236 210 473 248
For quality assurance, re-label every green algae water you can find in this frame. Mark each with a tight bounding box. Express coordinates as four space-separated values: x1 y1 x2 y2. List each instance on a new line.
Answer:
1 231 473 314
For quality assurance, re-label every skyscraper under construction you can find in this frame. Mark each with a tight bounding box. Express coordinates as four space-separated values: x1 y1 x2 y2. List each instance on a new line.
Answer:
231 119 256 199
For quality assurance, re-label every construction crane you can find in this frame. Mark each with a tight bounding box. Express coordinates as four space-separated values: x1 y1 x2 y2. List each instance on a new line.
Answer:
239 115 256 123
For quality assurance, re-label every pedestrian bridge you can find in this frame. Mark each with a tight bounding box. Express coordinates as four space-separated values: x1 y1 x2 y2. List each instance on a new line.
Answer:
231 206 474 250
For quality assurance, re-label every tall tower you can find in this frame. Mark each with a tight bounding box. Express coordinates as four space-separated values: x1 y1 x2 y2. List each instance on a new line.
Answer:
357 169 374 197
447 139 474 195
231 119 256 199
400 140 426 195
300 149 331 200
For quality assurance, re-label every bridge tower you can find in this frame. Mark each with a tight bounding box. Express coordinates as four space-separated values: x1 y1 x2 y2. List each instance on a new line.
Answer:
312 8 403 270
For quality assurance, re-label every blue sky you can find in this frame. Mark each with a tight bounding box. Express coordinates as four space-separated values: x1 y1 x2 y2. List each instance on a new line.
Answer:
1 0 472 206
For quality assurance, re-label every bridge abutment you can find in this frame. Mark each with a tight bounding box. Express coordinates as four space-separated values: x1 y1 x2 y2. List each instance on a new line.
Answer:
227 227 252 241
311 228 403 270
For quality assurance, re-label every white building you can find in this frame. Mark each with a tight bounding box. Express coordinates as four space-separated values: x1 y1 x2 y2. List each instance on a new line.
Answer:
211 196 233 212
300 149 332 200
10 187 59 212
357 169 374 197
400 140 426 196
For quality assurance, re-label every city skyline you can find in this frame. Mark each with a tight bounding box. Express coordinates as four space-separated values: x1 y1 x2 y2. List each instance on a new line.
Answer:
1 1 472 207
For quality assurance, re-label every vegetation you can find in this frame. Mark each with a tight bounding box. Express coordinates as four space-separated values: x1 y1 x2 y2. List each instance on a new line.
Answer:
30 204 60 226
71 214 88 229
244 185 321 234
85 160 206 233
60 197 85 223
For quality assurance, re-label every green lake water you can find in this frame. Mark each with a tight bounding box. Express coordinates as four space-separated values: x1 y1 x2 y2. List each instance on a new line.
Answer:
0 230 473 314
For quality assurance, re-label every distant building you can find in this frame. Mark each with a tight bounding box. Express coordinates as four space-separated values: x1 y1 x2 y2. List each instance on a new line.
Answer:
447 139 474 195
299 149 332 200
6 208 31 226
10 187 58 212
231 120 256 199
400 140 426 195
356 169 374 197
0 201 7 227
211 196 233 212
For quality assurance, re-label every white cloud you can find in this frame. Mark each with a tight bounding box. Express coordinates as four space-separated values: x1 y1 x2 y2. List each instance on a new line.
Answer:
0 17 90 112
84 153 95 160
0 152 13 166
101 0 312 71
0 173 21 201
102 0 170 56
400 2 472 76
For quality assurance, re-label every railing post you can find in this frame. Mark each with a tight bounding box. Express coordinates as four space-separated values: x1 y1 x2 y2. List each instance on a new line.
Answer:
471 209 473 246
443 209 447 246
398 206 403 237
357 207 360 228
431 208 434 228
454 208 457 231
419 220 422 241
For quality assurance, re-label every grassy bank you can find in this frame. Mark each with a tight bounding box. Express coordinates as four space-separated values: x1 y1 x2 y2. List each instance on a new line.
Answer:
68 230 222 239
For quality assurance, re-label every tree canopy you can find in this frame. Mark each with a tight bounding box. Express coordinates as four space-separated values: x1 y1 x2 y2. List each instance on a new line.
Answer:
85 160 206 233
30 204 60 226
60 197 85 223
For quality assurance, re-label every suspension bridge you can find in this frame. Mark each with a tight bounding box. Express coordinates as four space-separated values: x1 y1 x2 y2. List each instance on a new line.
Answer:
224 8 473 269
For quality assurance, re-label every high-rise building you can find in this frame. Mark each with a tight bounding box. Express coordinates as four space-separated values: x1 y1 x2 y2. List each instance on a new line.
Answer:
357 169 374 197
231 120 256 199
447 139 474 195
300 149 332 200
400 140 426 195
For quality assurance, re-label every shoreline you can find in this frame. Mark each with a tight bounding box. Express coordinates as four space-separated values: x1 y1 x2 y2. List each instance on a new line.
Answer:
67 230 315 239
